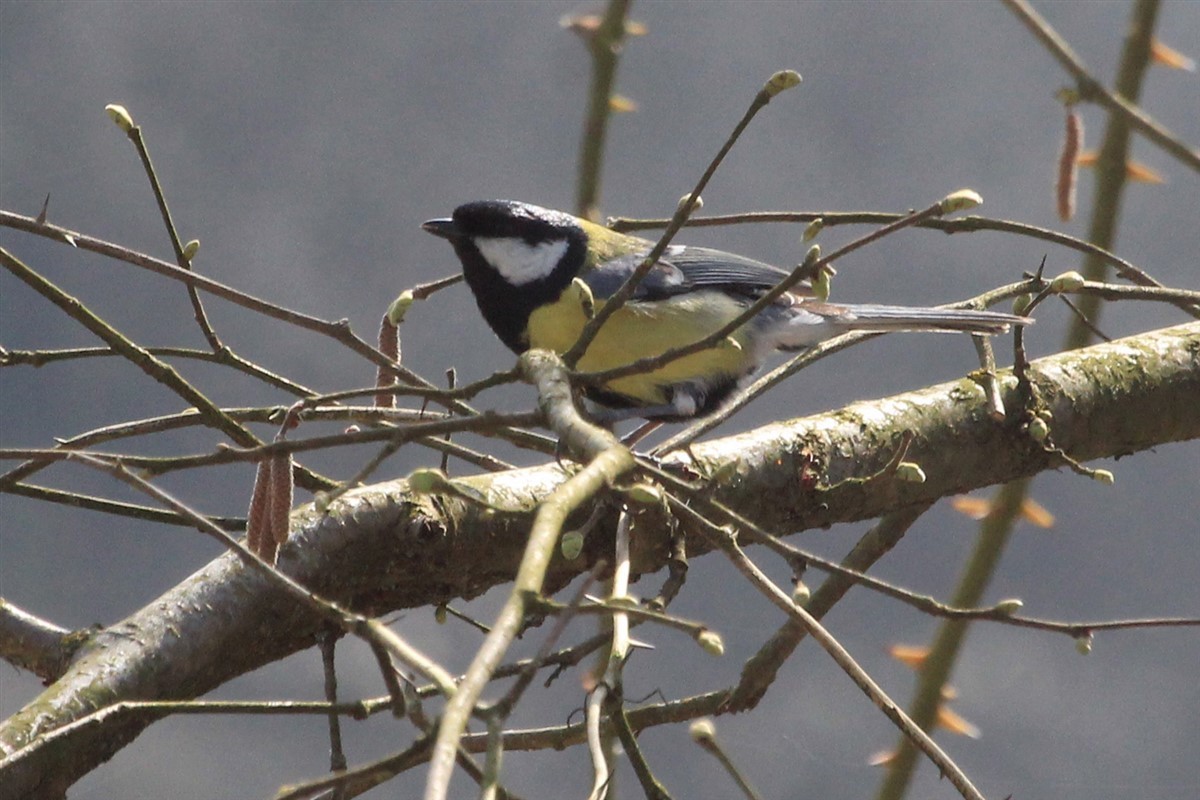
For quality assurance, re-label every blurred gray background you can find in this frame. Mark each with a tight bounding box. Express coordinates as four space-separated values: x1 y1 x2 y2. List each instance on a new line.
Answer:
2 2 1197 798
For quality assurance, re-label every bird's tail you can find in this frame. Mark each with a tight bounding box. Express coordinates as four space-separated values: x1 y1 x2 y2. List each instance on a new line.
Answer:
766 302 1032 350
833 304 1032 335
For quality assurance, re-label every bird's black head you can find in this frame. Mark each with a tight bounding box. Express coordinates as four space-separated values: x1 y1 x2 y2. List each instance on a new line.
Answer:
424 201 589 353
427 200 579 242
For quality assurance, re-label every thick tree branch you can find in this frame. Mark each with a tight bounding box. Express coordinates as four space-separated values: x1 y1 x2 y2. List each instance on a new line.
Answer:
1 323 1197 797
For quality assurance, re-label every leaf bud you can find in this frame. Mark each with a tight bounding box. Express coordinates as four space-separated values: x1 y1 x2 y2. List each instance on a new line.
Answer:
560 530 584 560
105 103 135 133
689 718 716 742
387 291 415 325
993 598 1023 615
1049 271 1085 293
802 218 824 242
940 189 983 214
764 69 802 98
696 630 725 656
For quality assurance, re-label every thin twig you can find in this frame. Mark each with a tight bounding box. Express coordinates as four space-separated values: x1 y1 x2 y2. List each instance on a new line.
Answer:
654 278 1039 453
64 452 459 698
422 351 635 800
563 70 801 367
0 345 318 396
608 210 1197 315
0 211 450 397
491 563 605 718
680 505 984 800
318 629 349 781
999 0 1198 171
0 245 336 492
112 105 224 350
572 0 634 220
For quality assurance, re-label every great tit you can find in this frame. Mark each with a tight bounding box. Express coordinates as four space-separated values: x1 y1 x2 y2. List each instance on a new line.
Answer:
424 200 1031 421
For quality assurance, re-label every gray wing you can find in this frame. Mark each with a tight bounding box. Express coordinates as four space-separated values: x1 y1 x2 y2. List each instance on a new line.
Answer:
578 245 809 300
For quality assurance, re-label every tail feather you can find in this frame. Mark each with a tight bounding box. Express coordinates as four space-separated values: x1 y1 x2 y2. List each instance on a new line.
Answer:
836 304 1032 335
767 301 1033 350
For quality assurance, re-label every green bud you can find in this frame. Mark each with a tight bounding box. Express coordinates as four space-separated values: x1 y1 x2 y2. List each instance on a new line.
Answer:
435 604 447 624
809 252 834 302
811 274 832 302
1075 633 1093 655
387 290 415 325
802 218 824 242
709 461 739 484
764 69 802 97
1092 468 1115 485
696 630 725 656
1055 87 1082 105
689 718 716 742
182 239 200 261
993 598 1023 615
105 104 135 133
896 462 926 484
941 189 983 214
719 336 743 351
1049 271 1085 293
627 482 664 505
1012 293 1034 316
678 193 702 213
792 581 811 605
560 530 584 560
407 468 450 494
1028 417 1050 442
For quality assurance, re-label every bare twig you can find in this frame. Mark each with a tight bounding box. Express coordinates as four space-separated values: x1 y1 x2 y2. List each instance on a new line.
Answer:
563 69 802 367
1000 0 1198 171
105 104 224 350
607 211 1197 315
423 351 635 800
571 0 635 220
0 246 336 492
680 504 984 800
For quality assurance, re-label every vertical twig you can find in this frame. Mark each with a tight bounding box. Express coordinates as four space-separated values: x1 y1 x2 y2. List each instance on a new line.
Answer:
880 6 1165 797
573 0 635 220
1068 0 1161 349
422 350 635 800
585 511 633 800
876 479 1028 800
105 104 223 350
318 628 349 796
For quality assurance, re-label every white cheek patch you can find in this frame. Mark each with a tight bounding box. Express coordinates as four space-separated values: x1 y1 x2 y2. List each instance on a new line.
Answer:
475 237 570 286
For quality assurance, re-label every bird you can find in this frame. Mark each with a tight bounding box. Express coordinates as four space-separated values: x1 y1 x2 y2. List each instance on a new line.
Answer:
423 200 1031 422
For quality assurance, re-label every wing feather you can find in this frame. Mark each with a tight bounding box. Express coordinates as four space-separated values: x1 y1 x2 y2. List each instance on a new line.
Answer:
578 245 811 301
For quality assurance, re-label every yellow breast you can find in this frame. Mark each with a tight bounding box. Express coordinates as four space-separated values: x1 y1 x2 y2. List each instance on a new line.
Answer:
526 289 754 405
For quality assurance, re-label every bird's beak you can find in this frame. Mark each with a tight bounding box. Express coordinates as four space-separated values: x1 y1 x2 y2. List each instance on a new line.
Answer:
422 218 459 240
